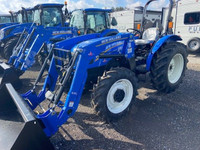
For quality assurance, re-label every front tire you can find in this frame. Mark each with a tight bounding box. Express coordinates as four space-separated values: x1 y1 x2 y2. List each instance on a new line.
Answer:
91 67 137 122
4 37 18 60
150 42 188 93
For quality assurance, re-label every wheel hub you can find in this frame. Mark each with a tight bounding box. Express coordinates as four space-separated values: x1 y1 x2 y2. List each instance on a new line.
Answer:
114 89 125 103
168 53 184 84
168 60 175 76
189 40 199 51
106 79 134 114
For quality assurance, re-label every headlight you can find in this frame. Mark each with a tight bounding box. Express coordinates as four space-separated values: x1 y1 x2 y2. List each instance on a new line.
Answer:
72 47 83 54
0 30 4 40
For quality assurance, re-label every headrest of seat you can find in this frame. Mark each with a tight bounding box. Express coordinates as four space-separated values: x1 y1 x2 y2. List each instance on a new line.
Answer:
142 28 160 41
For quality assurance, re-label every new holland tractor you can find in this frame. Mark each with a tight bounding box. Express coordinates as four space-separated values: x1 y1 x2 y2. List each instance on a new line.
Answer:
0 7 119 88
0 10 23 29
0 14 13 24
0 0 188 149
0 8 34 58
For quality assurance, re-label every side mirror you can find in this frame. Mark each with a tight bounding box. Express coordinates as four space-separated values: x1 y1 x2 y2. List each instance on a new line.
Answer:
111 17 118 26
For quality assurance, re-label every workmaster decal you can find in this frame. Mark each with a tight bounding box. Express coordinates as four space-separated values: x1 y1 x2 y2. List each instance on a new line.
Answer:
52 30 72 35
96 35 128 47
101 35 122 44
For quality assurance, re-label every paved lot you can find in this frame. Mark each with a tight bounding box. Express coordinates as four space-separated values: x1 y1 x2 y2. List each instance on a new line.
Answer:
19 54 200 150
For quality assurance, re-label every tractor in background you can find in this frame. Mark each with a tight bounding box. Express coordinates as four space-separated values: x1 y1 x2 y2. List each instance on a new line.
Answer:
0 8 34 58
0 9 26 29
0 14 13 24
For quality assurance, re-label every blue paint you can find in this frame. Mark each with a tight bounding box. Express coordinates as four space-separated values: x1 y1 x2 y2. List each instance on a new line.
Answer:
20 33 135 136
146 35 182 71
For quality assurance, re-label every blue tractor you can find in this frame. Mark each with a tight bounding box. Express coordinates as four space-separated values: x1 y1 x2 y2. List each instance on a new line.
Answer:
0 14 13 24
0 0 188 149
1 3 67 60
0 7 119 88
0 8 34 58
0 11 20 29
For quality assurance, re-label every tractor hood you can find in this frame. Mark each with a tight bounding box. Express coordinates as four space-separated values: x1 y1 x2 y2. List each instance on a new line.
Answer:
0 23 18 30
0 23 32 41
50 28 119 44
54 33 101 53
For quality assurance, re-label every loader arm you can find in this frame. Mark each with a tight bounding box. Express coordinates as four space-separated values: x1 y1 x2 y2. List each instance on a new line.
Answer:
22 33 101 110
10 27 71 70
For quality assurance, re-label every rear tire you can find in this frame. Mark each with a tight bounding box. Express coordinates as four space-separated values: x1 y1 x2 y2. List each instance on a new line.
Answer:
187 38 200 53
4 37 18 60
150 42 188 93
91 67 137 122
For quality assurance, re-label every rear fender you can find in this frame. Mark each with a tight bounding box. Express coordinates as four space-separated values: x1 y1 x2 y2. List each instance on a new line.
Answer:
146 35 182 71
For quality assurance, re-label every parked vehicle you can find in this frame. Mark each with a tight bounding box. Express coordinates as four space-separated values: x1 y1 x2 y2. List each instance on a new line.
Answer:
111 7 162 32
0 14 12 23
0 8 34 57
162 0 200 53
0 10 25 29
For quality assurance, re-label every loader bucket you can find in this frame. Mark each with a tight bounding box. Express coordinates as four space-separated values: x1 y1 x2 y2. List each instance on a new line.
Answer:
0 62 22 89
0 83 54 150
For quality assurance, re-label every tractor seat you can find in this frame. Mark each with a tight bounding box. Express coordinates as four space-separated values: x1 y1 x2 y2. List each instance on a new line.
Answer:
135 28 160 45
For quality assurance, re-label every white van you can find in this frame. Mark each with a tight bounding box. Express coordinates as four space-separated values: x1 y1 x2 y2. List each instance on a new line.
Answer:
163 0 200 53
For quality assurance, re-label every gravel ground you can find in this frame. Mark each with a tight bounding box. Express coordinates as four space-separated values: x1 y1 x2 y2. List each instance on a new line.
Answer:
17 54 200 150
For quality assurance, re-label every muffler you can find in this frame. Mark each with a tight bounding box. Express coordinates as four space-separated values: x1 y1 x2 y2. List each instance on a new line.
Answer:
0 83 54 150
0 62 22 89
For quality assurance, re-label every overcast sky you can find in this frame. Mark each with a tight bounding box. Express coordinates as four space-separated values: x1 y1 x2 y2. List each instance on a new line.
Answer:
0 0 168 14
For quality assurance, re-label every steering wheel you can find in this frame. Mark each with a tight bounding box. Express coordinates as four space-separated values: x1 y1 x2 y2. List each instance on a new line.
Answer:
86 28 96 34
127 28 142 38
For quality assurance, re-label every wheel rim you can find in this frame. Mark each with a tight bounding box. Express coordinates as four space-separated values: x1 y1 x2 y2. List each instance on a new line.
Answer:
107 79 133 114
168 53 184 84
189 40 200 51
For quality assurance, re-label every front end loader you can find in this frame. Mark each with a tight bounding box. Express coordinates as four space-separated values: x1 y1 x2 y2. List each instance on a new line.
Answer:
0 32 136 149
0 83 54 150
